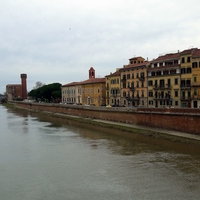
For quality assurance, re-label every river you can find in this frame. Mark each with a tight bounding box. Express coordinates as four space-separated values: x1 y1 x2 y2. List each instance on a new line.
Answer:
1 105 200 200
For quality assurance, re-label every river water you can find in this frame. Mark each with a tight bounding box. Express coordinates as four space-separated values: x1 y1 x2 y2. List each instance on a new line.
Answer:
1 105 200 200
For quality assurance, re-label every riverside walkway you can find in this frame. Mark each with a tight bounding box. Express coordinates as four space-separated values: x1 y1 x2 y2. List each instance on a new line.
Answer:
52 112 200 145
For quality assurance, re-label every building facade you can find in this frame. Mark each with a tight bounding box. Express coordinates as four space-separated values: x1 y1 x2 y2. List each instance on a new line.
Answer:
105 69 121 106
62 67 106 106
148 52 181 108
120 57 149 107
6 74 27 101
191 49 200 108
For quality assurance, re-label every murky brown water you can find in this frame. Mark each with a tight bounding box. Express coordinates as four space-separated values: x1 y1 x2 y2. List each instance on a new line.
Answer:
1 105 200 200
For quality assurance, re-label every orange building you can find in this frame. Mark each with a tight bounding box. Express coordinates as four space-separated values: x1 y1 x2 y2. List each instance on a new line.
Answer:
6 74 27 101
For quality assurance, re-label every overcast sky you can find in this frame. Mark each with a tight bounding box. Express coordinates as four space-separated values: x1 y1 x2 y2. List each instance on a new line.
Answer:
0 0 199 94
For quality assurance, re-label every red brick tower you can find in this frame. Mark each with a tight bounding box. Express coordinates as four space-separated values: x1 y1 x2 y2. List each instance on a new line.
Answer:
89 67 95 79
20 74 27 99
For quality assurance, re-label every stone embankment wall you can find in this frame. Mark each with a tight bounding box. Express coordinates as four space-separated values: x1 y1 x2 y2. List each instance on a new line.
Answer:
11 101 200 135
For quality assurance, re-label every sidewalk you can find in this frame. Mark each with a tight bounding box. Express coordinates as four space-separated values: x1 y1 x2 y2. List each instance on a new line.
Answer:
93 118 200 142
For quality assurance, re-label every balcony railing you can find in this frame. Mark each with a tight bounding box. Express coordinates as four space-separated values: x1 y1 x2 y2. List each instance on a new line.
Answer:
139 76 145 81
191 82 200 87
128 86 135 91
153 85 159 90
126 95 140 101
180 85 191 90
192 95 200 100
180 96 191 100
153 95 171 100
165 84 172 90
121 78 126 82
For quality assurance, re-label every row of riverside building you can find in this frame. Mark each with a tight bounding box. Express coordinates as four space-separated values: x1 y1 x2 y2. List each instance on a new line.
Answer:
61 47 200 108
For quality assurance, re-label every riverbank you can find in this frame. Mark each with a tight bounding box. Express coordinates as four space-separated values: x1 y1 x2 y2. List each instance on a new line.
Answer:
4 103 200 146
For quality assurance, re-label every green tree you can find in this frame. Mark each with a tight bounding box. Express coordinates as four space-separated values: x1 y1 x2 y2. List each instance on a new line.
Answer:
28 82 61 102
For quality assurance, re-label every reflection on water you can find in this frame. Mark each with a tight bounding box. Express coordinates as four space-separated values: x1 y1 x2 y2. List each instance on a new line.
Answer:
1 105 200 200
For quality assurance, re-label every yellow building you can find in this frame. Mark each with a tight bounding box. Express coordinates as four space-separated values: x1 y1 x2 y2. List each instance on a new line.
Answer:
119 57 149 107
191 49 200 108
62 67 106 106
179 49 197 107
105 69 121 106
148 52 181 108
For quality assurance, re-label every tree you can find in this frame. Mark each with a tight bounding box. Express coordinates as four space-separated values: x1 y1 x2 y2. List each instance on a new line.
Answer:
28 82 61 102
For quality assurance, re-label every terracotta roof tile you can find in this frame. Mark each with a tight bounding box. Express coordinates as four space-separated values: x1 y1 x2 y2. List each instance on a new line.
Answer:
105 70 121 77
192 49 200 58
81 78 105 84
62 78 106 87
180 48 198 55
120 61 150 71
151 52 180 63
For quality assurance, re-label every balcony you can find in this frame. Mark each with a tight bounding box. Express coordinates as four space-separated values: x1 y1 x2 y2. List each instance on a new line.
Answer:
191 82 200 87
180 85 191 90
192 95 200 100
128 86 135 92
165 84 172 90
159 85 165 90
180 96 191 101
153 85 159 90
153 95 171 100
126 95 140 101
121 78 126 82
139 76 145 81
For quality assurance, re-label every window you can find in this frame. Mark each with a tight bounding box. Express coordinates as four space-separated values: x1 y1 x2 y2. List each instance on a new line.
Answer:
181 68 186 74
194 76 197 82
148 80 153 86
160 101 165 105
141 82 144 87
142 91 144 97
149 100 153 105
181 57 185 63
123 91 126 97
157 71 161 75
149 91 153 97
132 73 134 78
163 70 169 75
167 79 171 86
187 67 191 73
175 78 178 85
187 56 191 63
127 74 130 79
188 91 191 98
192 62 198 68
175 90 178 97
175 101 178 106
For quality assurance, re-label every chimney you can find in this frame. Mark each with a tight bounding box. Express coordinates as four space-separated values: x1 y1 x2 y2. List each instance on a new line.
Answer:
21 74 27 99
